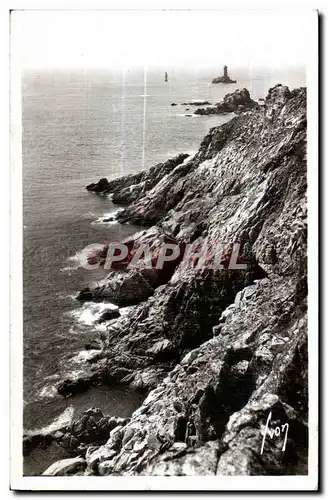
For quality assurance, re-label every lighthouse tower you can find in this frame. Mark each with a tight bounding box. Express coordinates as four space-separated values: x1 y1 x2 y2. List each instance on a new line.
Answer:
223 65 228 77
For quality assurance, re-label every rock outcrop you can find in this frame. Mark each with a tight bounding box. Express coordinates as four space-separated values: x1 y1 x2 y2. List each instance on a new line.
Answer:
24 407 129 466
194 88 259 115
86 177 110 193
54 85 307 476
85 153 189 204
76 227 187 306
42 457 87 476
180 100 212 106
212 75 237 84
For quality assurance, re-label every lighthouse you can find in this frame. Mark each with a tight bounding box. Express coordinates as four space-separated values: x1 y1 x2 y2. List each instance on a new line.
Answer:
211 65 237 84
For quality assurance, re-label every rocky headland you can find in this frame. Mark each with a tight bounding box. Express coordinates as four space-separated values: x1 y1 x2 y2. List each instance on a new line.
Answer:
194 88 259 116
30 84 307 476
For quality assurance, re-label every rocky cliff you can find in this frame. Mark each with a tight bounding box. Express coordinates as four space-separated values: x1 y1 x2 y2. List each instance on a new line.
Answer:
45 84 307 476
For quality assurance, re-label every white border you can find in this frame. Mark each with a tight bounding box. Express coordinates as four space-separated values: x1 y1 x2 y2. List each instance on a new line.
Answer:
8 4 319 492
306 7 319 494
10 7 24 490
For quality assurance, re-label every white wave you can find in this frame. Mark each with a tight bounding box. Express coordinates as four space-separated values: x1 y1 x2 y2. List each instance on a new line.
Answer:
27 407 75 436
81 211 95 218
59 266 78 274
70 307 95 326
60 367 87 381
95 323 108 333
91 208 124 226
91 219 117 226
68 324 89 336
177 113 200 118
119 305 133 316
69 301 119 327
189 99 210 104
59 251 83 273
38 384 58 399
68 253 81 263
57 293 76 301
44 373 60 381
71 349 100 364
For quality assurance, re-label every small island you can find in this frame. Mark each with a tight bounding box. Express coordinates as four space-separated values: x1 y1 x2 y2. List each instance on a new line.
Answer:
212 65 237 84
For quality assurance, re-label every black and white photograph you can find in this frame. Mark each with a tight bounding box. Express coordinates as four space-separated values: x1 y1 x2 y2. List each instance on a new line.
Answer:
9 5 318 491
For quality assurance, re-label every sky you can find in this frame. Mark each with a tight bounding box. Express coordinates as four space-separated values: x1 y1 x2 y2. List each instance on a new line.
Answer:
12 10 313 69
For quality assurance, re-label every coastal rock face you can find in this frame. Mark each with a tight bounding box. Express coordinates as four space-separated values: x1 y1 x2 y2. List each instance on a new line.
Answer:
76 270 155 307
59 409 128 456
194 88 259 115
76 226 187 306
56 85 307 476
85 153 189 205
24 406 130 471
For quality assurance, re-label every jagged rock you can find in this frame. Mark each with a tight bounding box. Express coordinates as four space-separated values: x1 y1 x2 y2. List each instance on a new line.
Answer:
64 411 127 455
87 275 307 476
86 178 110 192
146 339 174 360
141 441 218 475
84 339 102 350
76 227 187 306
195 88 258 115
96 308 120 324
76 287 94 301
85 153 189 200
24 406 130 467
76 271 154 307
57 377 93 397
42 457 86 476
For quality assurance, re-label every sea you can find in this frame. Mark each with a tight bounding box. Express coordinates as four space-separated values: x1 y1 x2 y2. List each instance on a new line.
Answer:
22 65 306 469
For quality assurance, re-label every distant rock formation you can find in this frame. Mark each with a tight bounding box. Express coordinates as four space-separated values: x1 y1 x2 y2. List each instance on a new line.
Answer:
212 65 237 84
194 88 259 115
180 100 212 106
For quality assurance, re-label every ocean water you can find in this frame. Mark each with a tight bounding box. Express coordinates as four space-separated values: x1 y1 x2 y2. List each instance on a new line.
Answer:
22 65 306 436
